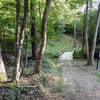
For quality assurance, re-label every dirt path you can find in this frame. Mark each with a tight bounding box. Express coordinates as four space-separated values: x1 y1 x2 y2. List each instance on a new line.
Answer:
60 60 100 100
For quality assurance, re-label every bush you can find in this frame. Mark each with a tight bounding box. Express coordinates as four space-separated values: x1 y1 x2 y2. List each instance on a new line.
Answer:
21 68 30 76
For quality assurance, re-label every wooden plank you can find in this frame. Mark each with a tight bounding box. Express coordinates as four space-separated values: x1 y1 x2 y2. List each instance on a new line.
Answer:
58 48 65 56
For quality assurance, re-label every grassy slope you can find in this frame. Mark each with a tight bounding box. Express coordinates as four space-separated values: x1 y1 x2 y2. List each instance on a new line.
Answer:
44 34 76 75
46 34 75 54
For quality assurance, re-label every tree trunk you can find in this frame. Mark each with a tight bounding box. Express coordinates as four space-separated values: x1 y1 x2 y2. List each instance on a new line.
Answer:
72 11 77 47
89 0 93 60
1 27 9 64
72 11 76 38
82 10 86 53
0 44 7 82
33 0 52 74
89 0 93 37
30 2 37 60
25 32 30 68
15 0 21 60
12 0 21 82
3 30 8 63
12 0 29 83
39 0 42 22
82 0 89 65
84 0 90 64
89 3 100 64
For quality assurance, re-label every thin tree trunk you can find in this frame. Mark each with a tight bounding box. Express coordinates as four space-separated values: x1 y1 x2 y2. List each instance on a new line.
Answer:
0 44 7 82
39 0 42 22
72 11 76 38
15 0 21 59
12 0 29 83
3 28 8 62
33 0 52 74
12 0 21 82
1 27 8 63
89 0 93 62
85 0 90 64
82 10 86 53
89 3 100 64
25 32 30 68
82 0 89 63
30 2 37 60
89 0 93 37
86 31 90 64
72 11 77 47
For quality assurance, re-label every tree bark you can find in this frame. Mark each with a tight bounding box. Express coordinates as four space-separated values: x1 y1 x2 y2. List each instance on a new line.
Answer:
72 11 76 38
72 11 77 47
89 3 100 64
3 28 9 63
89 0 93 56
82 0 89 65
82 10 86 53
82 0 90 64
39 0 42 22
15 0 21 59
25 32 30 68
89 0 93 37
30 2 37 60
33 0 52 74
0 44 7 82
12 0 29 82
85 0 90 64
12 0 21 82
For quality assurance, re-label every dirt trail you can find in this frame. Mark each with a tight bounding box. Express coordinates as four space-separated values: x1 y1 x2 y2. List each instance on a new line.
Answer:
61 60 100 100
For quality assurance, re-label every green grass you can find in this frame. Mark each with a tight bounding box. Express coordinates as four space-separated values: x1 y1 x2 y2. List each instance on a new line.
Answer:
58 78 64 84
52 85 64 93
45 34 74 54
92 72 100 82
92 72 100 78
44 34 76 75
49 65 62 75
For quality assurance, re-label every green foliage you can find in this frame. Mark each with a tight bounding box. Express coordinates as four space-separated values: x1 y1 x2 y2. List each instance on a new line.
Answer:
0 0 16 39
0 73 7 82
46 34 74 54
0 88 22 100
8 90 16 100
21 68 30 76
65 0 86 10
0 0 99 48
53 85 64 93
49 65 62 75
92 72 100 78
55 21 66 34
58 78 64 84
